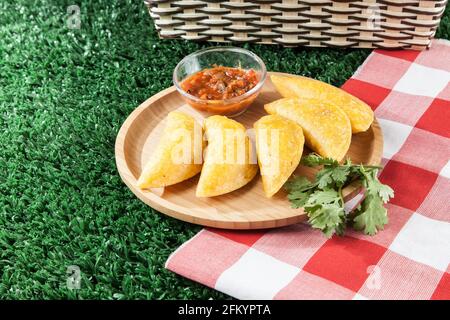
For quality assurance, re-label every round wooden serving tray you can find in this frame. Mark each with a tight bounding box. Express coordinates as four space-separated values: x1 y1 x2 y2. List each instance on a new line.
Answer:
115 72 383 230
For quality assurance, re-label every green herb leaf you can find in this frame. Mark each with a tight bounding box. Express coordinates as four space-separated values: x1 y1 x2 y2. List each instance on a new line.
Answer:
288 191 311 209
305 202 346 238
285 154 394 237
301 153 338 167
353 194 388 236
285 176 314 192
316 168 335 189
285 176 316 209
307 189 341 206
304 188 346 237
352 166 394 235
330 166 350 186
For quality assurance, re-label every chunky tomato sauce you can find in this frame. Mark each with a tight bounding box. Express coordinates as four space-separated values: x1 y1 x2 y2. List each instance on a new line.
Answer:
181 66 259 100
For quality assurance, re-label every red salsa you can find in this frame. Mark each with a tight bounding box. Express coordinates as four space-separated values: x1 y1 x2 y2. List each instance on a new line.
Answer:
181 66 259 100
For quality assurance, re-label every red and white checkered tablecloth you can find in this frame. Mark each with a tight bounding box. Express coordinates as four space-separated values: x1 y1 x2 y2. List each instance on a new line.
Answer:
165 39 450 300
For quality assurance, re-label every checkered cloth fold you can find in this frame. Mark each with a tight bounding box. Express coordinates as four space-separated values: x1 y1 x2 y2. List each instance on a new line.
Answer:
166 39 450 300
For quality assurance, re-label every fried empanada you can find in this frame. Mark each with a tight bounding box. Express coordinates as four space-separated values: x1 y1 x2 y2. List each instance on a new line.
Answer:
254 115 305 197
271 74 374 133
137 111 204 189
265 98 351 161
196 115 258 197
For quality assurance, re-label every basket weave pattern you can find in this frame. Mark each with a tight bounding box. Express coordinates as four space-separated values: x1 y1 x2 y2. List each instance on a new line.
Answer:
145 0 447 50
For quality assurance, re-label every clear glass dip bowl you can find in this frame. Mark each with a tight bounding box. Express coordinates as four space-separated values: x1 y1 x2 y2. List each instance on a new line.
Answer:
173 47 267 117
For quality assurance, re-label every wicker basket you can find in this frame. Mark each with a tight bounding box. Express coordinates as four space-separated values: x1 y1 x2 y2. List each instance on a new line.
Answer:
144 0 447 50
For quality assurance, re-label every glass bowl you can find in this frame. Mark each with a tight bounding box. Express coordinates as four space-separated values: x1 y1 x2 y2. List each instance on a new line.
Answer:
173 47 267 117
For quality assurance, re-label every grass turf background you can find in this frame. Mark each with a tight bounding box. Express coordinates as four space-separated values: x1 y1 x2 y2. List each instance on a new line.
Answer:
0 0 449 299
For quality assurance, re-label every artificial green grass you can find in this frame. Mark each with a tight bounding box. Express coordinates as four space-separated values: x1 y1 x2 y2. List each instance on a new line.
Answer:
0 0 449 300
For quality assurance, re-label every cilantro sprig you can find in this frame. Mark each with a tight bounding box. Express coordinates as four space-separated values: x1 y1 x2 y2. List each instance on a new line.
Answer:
285 153 394 237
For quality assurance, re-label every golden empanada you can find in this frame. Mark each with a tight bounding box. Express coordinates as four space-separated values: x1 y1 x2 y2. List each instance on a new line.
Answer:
137 111 204 189
271 74 374 133
265 98 351 161
254 115 304 197
196 115 258 197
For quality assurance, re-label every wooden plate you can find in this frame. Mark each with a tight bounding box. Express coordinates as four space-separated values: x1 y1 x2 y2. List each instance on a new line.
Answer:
115 72 383 229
